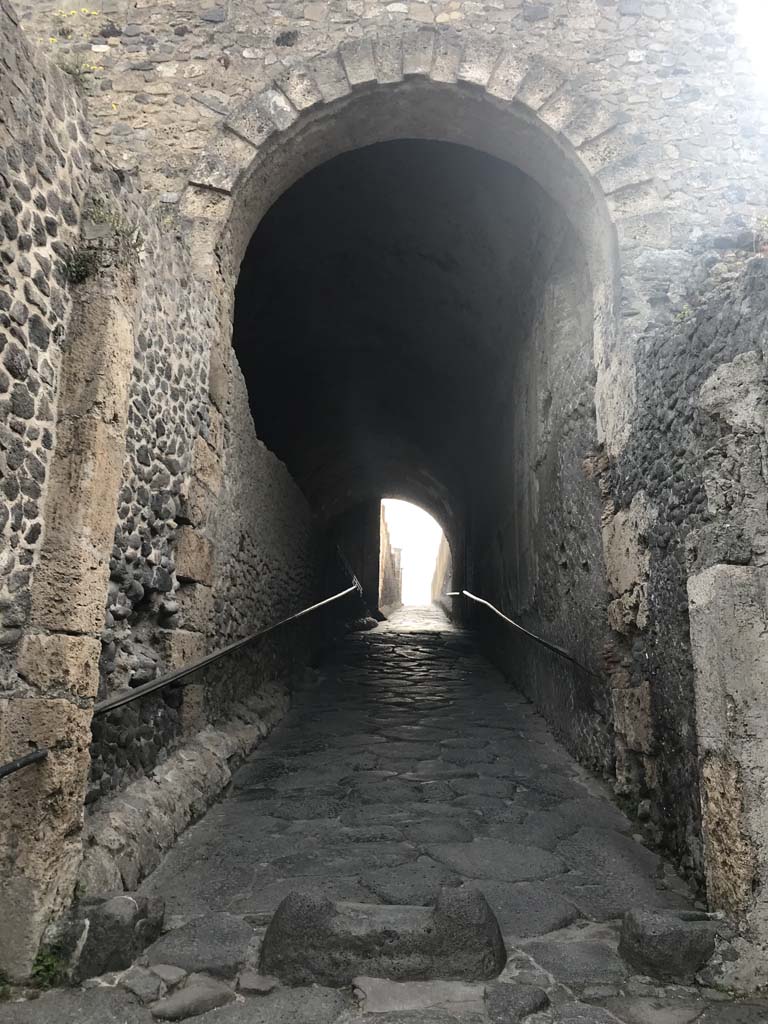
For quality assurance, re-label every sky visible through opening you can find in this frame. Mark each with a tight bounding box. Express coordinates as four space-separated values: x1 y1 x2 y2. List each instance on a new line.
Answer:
737 0 768 86
382 499 444 607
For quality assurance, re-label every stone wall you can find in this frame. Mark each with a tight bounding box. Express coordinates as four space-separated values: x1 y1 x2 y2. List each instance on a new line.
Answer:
10 0 768 248
379 504 402 616
607 249 768 889
4 0 768 983
0 0 89 671
468 203 613 773
0 0 338 974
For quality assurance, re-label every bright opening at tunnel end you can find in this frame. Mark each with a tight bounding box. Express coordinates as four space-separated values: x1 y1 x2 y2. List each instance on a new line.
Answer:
381 500 445 607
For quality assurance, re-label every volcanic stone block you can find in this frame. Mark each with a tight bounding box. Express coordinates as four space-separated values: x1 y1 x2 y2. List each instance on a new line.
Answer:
260 888 507 986
146 913 254 978
618 909 721 983
485 982 550 1023
70 893 165 982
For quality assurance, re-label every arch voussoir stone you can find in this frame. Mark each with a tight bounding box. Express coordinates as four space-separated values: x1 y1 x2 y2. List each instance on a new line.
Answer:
577 122 644 176
402 28 436 77
486 48 529 101
274 66 324 111
456 36 505 88
373 33 405 84
430 33 463 84
258 87 299 131
340 37 377 87
225 97 276 150
563 99 623 150
596 154 656 197
515 58 568 111
189 133 258 195
310 53 352 102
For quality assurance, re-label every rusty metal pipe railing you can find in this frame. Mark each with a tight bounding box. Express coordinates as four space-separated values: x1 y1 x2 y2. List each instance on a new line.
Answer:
0 578 362 781
447 589 599 678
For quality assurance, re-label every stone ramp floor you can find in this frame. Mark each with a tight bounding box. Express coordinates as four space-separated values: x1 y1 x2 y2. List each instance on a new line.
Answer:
4 606 767 1023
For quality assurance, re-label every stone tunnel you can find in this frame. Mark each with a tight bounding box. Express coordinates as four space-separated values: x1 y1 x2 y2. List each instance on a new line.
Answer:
2 0 768 1019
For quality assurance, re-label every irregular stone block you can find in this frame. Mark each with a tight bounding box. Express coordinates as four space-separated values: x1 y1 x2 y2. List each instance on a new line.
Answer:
150 974 234 1019
193 985 351 1023
618 909 721 983
427 838 565 881
17 633 101 699
71 893 165 982
523 928 627 989
150 964 189 987
485 982 550 1023
353 975 485 1014
121 965 164 1004
260 888 506 986
237 969 278 994
175 527 214 586
146 913 254 978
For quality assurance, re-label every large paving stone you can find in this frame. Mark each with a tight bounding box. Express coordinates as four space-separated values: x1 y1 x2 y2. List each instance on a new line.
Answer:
605 995 712 1024
260 889 506 985
228 874 378 914
194 986 352 1023
149 975 234 1020
361 855 464 904
403 820 474 844
353 976 485 1014
428 839 565 881
236 794 344 819
697 1003 768 1023
0 989 153 1023
69 893 165 982
468 880 580 937
485 981 550 1022
550 1004 628 1023
355 1014 470 1024
269 841 416 877
558 828 663 889
618 909 721 983
523 926 627 988
146 914 254 978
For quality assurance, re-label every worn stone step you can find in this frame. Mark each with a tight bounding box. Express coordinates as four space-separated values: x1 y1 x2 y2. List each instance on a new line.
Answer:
260 888 506 986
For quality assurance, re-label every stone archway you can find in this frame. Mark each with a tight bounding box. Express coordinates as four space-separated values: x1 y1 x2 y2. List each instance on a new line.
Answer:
179 28 666 460
177 27 663 760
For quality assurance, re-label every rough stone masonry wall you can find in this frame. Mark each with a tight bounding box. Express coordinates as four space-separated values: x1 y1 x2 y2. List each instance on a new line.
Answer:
1 0 335 972
469 210 613 772
86 190 322 803
605 247 768 890
0 0 89 677
10 0 767 240
4 0 768 978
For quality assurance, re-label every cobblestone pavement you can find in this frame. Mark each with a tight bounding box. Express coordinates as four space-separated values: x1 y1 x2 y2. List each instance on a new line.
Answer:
4 608 767 1023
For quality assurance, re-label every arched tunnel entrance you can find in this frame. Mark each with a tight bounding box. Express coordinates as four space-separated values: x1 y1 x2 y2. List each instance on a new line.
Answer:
232 135 610 752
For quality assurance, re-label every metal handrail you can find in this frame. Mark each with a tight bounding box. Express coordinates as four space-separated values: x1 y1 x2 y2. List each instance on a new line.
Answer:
447 589 599 678
0 747 49 780
93 582 361 716
0 580 362 781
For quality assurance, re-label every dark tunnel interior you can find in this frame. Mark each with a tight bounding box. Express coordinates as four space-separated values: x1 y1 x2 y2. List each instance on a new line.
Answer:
233 138 607 681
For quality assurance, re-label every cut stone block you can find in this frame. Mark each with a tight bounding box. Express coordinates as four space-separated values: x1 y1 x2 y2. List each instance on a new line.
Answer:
485 982 550 1023
69 893 165 982
260 889 506 986
146 913 254 978
150 974 234 1020
618 909 722 983
353 975 485 1014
